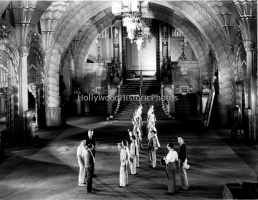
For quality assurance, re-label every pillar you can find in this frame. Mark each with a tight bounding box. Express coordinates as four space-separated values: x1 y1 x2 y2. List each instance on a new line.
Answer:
244 41 257 140
18 46 29 115
44 49 62 127
234 0 257 140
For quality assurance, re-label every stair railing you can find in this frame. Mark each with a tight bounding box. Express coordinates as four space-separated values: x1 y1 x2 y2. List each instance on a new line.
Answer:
139 63 143 106
160 82 170 116
114 77 123 113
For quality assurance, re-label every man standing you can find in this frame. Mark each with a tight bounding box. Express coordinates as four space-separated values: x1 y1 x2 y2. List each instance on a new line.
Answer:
178 137 189 190
148 131 159 169
84 144 95 194
86 130 96 156
164 143 178 195
77 140 87 187
86 129 96 175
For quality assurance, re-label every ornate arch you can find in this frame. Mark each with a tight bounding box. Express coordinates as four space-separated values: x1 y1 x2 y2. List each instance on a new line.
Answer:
75 6 209 88
0 42 19 83
44 2 112 108
46 1 236 109
156 1 234 106
27 31 44 84
0 19 20 142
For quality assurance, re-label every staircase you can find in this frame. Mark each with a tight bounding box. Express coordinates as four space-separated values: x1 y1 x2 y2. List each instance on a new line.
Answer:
113 79 170 120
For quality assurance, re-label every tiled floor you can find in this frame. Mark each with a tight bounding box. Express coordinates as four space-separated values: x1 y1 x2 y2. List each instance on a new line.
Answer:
0 116 257 200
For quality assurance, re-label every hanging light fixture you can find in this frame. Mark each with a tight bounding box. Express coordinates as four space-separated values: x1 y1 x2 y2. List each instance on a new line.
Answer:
112 0 150 45
134 20 150 50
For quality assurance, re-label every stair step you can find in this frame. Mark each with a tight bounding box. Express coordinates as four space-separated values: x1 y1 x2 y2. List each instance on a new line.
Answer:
114 79 169 121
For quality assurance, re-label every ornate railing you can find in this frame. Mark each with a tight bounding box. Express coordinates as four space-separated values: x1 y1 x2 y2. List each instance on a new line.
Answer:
114 78 123 113
160 83 171 117
139 69 142 105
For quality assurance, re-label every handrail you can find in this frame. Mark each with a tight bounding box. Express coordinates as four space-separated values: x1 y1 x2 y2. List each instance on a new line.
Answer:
160 82 170 116
139 65 142 106
114 77 123 113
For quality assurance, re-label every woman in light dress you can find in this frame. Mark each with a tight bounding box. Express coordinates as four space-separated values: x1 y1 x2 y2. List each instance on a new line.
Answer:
118 140 130 187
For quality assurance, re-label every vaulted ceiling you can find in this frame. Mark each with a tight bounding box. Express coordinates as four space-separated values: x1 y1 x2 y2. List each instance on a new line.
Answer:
0 1 246 55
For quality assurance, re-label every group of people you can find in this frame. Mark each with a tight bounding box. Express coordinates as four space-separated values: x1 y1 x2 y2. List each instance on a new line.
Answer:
162 137 190 195
77 105 190 196
117 104 190 195
77 129 96 194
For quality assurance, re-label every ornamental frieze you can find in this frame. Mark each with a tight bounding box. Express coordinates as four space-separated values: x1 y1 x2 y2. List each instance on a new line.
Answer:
18 46 29 57
0 20 10 39
244 40 256 51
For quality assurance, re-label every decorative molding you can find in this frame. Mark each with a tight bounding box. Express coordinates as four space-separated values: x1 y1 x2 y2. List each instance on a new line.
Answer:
28 83 37 98
244 40 256 52
45 107 61 126
161 23 168 60
122 27 127 80
113 26 119 61
236 17 257 42
0 20 11 39
28 31 40 49
18 45 29 57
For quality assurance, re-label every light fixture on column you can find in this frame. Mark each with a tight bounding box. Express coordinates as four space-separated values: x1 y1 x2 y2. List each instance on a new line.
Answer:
112 0 149 43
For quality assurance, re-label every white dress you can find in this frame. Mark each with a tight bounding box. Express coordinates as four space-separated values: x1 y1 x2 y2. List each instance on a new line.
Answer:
119 147 129 186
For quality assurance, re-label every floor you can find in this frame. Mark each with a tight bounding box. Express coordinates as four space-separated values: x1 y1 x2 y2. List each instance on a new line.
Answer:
0 116 257 200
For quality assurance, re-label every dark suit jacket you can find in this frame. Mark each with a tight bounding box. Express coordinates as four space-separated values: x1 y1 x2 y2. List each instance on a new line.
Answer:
86 136 96 156
86 136 96 147
84 149 94 168
178 143 187 164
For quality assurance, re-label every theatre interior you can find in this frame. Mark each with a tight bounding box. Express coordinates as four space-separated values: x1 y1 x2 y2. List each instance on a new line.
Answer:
0 0 257 199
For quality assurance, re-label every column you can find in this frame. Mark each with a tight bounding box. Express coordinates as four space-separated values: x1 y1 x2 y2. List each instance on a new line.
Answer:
234 0 257 140
44 49 62 126
244 41 257 140
69 53 75 96
18 46 29 115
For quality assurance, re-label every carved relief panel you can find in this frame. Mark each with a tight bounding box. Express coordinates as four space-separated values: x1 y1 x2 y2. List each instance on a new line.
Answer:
172 61 200 93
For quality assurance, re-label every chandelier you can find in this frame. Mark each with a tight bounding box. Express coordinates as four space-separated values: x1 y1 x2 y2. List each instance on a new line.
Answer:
135 21 150 50
112 0 150 46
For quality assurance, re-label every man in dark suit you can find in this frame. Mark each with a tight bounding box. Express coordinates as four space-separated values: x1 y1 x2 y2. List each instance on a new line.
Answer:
86 130 96 156
86 129 96 176
84 143 95 194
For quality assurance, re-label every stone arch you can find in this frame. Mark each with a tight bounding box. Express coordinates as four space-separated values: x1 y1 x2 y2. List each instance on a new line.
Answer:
45 1 235 127
27 31 44 83
45 2 112 109
0 24 20 144
75 8 208 89
0 42 19 83
150 2 233 103
76 14 114 81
